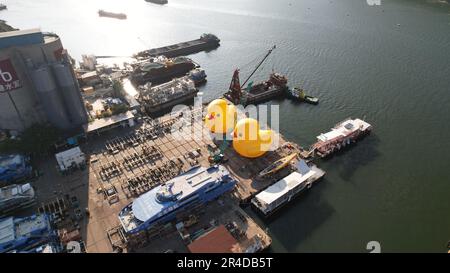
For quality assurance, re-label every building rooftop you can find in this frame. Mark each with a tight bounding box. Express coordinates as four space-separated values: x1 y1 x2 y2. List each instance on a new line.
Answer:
0 217 15 244
255 171 314 205
84 111 134 133
187 225 239 253
0 28 46 49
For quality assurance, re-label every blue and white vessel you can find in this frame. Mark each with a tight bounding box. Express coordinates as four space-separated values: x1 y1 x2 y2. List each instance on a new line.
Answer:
119 165 236 234
0 214 55 253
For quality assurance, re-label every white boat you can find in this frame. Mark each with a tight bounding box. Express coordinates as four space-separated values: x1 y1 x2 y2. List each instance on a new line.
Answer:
251 160 325 216
0 183 36 214
313 118 372 158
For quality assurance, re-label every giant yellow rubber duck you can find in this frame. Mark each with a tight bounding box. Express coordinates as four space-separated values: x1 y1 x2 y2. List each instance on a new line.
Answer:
232 118 274 158
204 99 237 134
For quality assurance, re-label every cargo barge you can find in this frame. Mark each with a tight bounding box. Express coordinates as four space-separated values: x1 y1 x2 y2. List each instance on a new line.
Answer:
251 160 325 217
137 76 199 114
145 0 168 4
130 56 197 85
134 33 220 58
98 10 127 20
118 165 236 234
312 118 372 158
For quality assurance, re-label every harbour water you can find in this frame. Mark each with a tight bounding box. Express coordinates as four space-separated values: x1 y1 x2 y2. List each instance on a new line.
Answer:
2 0 450 252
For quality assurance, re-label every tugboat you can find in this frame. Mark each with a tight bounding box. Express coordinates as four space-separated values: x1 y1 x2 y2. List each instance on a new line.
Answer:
287 87 319 105
187 68 207 86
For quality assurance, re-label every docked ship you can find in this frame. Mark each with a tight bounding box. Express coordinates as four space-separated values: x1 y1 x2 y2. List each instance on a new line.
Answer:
135 33 220 59
130 56 197 85
145 0 168 4
252 160 325 216
223 46 288 106
0 183 36 214
312 118 372 158
0 214 56 253
137 76 198 114
119 165 236 234
98 10 127 20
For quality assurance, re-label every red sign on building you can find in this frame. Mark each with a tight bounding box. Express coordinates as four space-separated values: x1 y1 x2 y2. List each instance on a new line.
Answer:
0 59 22 93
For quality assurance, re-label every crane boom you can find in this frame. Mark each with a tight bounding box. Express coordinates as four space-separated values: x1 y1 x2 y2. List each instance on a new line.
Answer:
241 45 276 88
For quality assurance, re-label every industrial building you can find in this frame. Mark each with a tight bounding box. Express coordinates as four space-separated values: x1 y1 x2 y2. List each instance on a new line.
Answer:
0 28 88 132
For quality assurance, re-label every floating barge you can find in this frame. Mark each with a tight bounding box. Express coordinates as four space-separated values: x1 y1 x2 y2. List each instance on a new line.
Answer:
98 10 127 20
251 160 325 217
134 33 220 59
312 118 372 158
137 76 199 114
224 70 287 106
223 46 288 106
130 56 197 85
145 0 168 4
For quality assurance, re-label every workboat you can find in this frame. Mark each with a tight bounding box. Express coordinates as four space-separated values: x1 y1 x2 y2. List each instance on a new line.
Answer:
223 46 288 106
187 68 207 86
252 160 325 216
258 153 298 177
131 56 197 85
0 183 36 214
287 87 319 105
98 10 127 20
137 76 198 114
145 0 168 5
135 33 220 59
118 165 236 234
312 118 372 158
